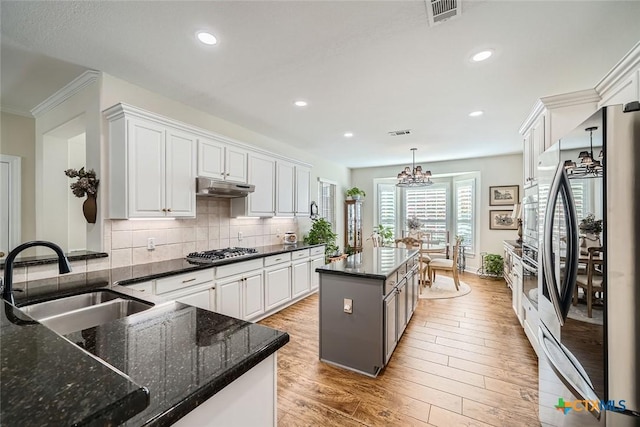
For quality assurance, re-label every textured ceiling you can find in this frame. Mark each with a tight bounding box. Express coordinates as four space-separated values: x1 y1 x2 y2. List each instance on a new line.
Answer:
2 1 640 168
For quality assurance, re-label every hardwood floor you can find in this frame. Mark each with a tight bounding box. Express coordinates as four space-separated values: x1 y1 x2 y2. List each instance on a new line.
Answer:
259 272 540 427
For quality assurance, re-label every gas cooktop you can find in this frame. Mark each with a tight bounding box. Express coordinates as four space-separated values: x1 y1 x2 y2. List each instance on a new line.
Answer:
186 247 258 264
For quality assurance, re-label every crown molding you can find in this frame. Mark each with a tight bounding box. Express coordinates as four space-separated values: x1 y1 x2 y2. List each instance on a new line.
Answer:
0 105 33 118
595 41 640 95
30 70 100 118
519 88 600 134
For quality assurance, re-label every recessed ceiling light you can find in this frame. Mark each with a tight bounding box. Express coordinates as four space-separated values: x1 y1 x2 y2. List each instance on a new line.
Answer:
294 100 308 107
197 32 218 45
469 111 484 117
471 50 492 62
344 132 353 138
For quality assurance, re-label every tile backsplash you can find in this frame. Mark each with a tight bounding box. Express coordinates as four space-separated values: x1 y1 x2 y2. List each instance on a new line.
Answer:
12 198 299 287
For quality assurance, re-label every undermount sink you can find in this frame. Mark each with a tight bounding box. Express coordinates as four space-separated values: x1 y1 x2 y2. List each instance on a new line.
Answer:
19 290 154 335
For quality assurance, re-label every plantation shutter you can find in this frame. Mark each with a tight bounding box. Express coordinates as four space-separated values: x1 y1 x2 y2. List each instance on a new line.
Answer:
570 180 586 222
318 180 336 232
377 183 397 239
405 184 448 242
455 178 475 254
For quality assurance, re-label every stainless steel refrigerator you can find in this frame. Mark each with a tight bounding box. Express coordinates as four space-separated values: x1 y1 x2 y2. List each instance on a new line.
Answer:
537 103 640 426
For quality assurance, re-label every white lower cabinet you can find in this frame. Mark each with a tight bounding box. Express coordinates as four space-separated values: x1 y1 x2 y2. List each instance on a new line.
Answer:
175 288 214 311
309 256 324 291
217 277 242 319
292 259 310 298
243 271 265 320
265 264 291 311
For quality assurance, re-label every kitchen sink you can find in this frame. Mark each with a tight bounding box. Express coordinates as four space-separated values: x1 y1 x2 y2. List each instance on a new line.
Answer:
19 290 154 335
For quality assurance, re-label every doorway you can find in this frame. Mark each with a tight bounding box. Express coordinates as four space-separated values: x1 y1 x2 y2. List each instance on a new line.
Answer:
0 154 21 258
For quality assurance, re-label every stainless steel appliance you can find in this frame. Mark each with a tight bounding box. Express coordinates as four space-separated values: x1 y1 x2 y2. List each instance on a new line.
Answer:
195 177 255 198
186 247 258 264
521 243 538 309
537 103 640 426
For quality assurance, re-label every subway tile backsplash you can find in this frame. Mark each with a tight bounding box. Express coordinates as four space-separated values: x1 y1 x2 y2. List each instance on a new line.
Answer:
12 198 299 288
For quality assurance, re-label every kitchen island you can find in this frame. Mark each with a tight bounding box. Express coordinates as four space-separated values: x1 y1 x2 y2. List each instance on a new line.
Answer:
0 292 289 426
316 247 420 376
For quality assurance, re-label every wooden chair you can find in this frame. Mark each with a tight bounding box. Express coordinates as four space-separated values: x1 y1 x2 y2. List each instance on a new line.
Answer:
573 246 604 318
428 238 461 290
395 237 432 290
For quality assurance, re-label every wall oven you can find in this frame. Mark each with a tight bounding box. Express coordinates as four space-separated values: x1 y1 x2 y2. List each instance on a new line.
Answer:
521 243 538 310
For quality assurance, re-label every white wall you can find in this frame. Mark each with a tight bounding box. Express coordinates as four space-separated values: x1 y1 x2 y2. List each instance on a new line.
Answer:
67 133 86 251
351 153 523 270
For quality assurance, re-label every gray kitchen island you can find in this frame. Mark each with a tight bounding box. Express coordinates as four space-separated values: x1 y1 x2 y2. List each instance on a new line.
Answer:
316 247 420 377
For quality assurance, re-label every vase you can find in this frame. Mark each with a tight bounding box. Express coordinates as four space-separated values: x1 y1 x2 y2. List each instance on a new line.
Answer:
580 232 600 255
83 194 97 224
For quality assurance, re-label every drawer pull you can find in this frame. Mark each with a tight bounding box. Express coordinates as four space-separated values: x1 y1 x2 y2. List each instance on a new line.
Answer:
182 278 197 283
275 258 282 261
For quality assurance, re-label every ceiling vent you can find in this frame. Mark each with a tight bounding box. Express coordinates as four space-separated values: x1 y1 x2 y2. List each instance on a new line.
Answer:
388 129 412 136
424 0 461 26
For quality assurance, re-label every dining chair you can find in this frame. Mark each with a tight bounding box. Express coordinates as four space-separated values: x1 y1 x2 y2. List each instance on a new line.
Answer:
573 246 604 318
428 238 461 290
395 237 431 290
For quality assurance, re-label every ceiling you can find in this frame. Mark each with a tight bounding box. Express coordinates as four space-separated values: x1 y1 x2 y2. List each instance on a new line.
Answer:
1 1 639 169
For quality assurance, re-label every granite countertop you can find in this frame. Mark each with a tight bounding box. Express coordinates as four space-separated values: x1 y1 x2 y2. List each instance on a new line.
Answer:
0 250 108 269
504 240 523 257
1 295 289 426
0 301 149 426
316 247 419 280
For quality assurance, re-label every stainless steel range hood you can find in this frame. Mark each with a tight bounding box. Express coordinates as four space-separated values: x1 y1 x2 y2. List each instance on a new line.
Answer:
196 177 255 198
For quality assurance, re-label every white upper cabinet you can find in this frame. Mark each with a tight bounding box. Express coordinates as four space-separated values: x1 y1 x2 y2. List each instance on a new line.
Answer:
105 104 196 219
197 137 248 183
294 165 311 217
596 43 640 109
276 160 295 216
247 151 276 216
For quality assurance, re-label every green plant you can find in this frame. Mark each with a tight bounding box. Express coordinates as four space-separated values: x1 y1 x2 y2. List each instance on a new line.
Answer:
345 187 366 199
344 245 355 256
579 213 603 235
483 254 504 277
303 217 338 259
374 224 393 246
407 216 422 231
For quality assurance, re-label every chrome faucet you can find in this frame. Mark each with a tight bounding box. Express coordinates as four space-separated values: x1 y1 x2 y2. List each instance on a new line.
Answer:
1 241 72 305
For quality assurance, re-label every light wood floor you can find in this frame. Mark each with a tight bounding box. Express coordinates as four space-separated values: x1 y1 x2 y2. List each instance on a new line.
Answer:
259 272 540 427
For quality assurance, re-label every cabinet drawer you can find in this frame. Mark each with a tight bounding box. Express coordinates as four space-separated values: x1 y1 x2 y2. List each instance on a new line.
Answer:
396 263 408 277
215 259 263 279
126 280 154 294
156 269 213 294
309 246 325 257
264 252 291 267
291 249 310 260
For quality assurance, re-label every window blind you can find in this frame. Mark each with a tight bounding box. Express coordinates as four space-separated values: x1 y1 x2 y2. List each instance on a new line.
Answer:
377 183 397 239
405 184 448 243
318 180 336 231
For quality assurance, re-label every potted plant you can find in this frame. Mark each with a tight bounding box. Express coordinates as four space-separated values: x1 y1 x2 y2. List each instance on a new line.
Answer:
303 217 338 261
579 213 603 237
407 216 422 233
373 224 393 246
481 253 504 278
345 187 366 200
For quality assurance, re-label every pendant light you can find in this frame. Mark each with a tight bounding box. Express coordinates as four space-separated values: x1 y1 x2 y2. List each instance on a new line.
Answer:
396 148 433 187
563 126 603 178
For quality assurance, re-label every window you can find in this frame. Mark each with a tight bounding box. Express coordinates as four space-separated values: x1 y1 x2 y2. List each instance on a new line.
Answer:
317 178 337 231
405 184 449 243
454 179 475 251
376 174 478 255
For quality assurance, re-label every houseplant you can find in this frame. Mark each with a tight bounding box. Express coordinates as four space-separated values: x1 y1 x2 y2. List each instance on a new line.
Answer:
303 217 338 260
579 213 603 236
479 253 503 278
64 167 100 223
345 187 366 200
407 216 422 233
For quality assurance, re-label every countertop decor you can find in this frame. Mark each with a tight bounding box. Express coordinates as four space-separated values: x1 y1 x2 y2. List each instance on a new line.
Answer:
64 167 99 223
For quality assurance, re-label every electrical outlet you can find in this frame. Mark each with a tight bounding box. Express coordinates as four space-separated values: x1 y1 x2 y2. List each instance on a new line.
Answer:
276 228 281 238
238 231 243 241
147 237 155 250
344 298 353 314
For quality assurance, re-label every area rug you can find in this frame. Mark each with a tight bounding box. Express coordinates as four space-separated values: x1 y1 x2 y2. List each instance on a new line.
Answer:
567 303 603 325
419 276 471 300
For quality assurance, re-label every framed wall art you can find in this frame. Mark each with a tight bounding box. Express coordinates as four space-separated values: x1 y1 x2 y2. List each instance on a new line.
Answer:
489 210 518 230
489 185 519 206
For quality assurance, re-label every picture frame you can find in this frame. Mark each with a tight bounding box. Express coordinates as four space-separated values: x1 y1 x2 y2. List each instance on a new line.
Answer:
490 210 518 230
489 185 519 206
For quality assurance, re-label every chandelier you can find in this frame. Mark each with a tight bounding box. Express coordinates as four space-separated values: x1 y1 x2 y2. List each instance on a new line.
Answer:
563 126 603 178
396 148 433 187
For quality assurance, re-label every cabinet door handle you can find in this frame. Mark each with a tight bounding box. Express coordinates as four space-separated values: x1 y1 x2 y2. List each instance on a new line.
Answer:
167 208 172 212
221 173 225 176
182 278 196 283
162 208 167 212
226 173 230 176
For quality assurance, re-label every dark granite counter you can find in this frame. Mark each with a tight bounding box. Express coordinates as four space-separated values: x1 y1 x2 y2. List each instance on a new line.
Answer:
0 301 149 426
316 247 419 280
1 295 289 426
0 250 108 269
504 240 523 257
